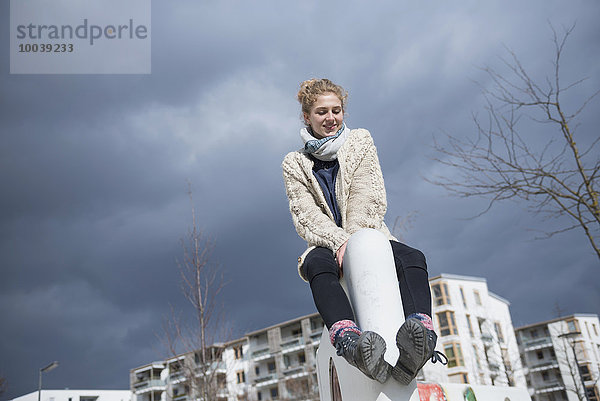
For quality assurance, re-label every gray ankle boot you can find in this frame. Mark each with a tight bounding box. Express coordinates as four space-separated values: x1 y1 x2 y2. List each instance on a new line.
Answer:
391 318 447 385
334 330 391 383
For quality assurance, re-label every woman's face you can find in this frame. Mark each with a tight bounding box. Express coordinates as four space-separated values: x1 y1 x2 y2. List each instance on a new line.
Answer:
304 92 344 139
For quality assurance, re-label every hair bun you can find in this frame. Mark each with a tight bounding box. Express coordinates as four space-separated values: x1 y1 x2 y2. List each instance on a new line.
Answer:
297 78 348 123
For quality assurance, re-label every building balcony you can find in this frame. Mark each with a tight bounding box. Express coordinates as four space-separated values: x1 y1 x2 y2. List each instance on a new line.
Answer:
172 394 187 401
281 337 305 353
254 374 278 387
196 361 226 375
134 364 165 375
523 337 553 351
133 379 165 391
529 361 559 373
169 372 186 384
488 363 500 372
282 364 306 377
535 381 565 394
310 331 322 345
252 347 272 361
133 380 166 394
481 333 494 343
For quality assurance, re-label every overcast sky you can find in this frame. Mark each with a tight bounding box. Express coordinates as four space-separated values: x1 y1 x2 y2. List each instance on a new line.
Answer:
1 1 599 399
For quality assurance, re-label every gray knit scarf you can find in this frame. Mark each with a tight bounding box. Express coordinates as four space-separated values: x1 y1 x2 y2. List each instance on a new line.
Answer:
300 123 349 161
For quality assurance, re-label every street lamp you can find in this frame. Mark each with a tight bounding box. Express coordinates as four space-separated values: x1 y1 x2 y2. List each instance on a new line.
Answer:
558 332 589 401
38 361 59 401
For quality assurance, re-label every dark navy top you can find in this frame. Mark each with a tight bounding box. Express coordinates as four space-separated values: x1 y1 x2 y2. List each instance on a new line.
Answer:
311 156 342 227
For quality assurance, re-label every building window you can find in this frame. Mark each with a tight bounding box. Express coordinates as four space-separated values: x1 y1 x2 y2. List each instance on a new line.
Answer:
531 328 538 338
586 322 591 337
311 317 323 331
234 345 243 360
466 315 474 337
537 350 544 360
567 319 580 333
459 287 467 307
580 364 592 381
432 282 451 306
437 311 458 336
236 370 246 384
448 372 469 384
473 345 481 369
473 290 482 306
542 371 549 381
268 361 276 373
270 387 279 399
257 391 262 401
477 318 486 337
494 322 505 343
575 340 588 359
444 342 464 368
298 352 306 364
586 386 599 401
255 366 260 376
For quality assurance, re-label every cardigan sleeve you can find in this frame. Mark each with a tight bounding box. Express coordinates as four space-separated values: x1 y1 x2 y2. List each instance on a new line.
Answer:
344 131 388 234
282 153 351 253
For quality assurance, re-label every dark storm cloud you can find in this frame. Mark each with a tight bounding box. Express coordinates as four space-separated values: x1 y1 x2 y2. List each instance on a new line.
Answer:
2 0 599 400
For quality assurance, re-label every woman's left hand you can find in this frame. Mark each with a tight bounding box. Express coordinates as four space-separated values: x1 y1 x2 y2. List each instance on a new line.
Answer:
335 240 348 275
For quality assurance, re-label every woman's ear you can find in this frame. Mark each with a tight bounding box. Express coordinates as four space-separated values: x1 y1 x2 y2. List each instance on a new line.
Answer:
303 112 310 126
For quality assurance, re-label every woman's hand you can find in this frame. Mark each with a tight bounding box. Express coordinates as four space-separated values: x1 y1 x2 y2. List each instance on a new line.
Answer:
335 240 349 275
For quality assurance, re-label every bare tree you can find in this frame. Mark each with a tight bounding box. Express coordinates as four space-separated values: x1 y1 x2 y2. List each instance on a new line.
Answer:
282 373 319 401
429 24 600 259
391 211 419 242
553 326 598 401
547 307 599 401
162 186 229 401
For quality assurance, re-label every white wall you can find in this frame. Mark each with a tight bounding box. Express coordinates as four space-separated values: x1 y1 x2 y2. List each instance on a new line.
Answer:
11 390 131 401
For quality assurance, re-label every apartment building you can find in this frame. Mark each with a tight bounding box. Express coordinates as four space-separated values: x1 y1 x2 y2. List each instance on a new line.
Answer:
131 344 234 401
422 274 527 389
130 314 323 401
515 314 600 401
243 314 323 401
131 362 165 401
130 274 527 400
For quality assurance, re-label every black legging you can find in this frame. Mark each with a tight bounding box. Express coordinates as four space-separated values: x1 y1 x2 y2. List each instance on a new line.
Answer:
302 240 432 329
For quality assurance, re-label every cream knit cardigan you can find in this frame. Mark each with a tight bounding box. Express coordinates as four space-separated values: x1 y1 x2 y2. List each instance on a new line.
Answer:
282 128 396 281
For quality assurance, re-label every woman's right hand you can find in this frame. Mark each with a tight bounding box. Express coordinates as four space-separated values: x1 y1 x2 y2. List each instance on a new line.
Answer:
335 240 348 276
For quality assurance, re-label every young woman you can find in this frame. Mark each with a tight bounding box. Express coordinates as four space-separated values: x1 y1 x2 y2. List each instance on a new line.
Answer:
282 78 446 384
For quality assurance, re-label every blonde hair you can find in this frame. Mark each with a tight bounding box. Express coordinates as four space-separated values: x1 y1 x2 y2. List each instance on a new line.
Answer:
297 78 348 117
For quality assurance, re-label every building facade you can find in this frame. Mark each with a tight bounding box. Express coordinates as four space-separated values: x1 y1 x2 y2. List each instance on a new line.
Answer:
422 274 527 389
10 390 131 401
130 274 528 400
130 314 323 401
515 314 600 401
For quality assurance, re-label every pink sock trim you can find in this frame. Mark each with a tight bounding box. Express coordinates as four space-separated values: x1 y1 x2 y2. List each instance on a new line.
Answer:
329 319 362 345
408 313 434 331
